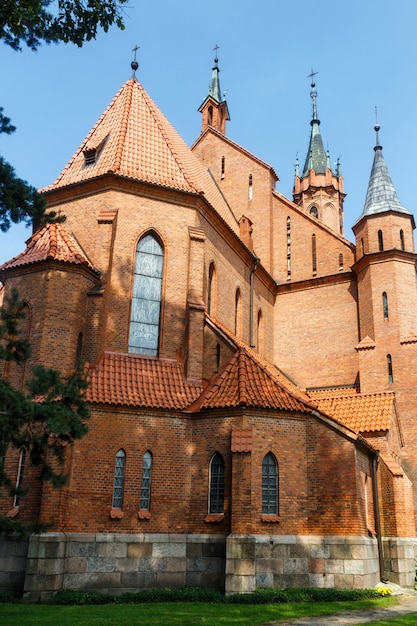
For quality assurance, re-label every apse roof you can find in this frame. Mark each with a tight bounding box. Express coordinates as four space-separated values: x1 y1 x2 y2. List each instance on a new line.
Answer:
0 223 99 275
311 391 396 433
42 77 239 235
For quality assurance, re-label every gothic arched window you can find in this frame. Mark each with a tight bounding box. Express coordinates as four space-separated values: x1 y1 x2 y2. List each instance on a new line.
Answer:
129 233 164 356
209 452 225 514
262 453 278 514
378 230 384 252
400 229 405 251
112 449 126 509
234 288 242 337
140 451 153 511
207 262 217 315
387 354 393 384
310 206 318 218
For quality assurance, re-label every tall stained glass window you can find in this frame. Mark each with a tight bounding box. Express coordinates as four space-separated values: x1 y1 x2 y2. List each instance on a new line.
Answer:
262 453 278 514
140 451 153 510
129 233 164 356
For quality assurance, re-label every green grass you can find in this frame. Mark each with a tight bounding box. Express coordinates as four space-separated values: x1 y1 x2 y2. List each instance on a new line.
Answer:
357 617 417 626
0 597 398 626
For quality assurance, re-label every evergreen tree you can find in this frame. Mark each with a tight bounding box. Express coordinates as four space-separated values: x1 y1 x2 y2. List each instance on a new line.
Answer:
0 289 90 532
0 1 129 233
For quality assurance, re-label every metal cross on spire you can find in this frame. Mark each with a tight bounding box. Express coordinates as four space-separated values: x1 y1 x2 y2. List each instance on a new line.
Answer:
307 69 319 121
131 45 140 78
213 44 220 63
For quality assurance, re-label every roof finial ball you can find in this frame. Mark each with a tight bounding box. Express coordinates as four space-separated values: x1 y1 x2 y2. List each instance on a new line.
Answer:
131 45 140 78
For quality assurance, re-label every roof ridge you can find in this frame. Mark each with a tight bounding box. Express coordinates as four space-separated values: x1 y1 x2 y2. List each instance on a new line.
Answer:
112 78 134 173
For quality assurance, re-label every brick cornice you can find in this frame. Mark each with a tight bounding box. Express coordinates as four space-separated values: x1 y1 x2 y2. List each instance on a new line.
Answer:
275 271 355 295
352 249 417 275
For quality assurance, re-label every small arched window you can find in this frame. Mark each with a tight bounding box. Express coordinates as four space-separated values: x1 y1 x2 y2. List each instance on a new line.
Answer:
129 233 164 356
382 292 389 319
140 451 153 511
13 448 26 508
209 452 225 514
339 253 344 270
387 354 393 384
234 288 242 337
400 229 405 251
312 234 317 275
378 230 384 252
257 309 264 354
112 449 126 509
207 262 217 316
262 453 278 514
310 206 318 218
248 174 253 200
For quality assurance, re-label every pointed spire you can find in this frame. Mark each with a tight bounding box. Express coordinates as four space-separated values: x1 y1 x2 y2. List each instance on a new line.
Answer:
359 123 410 219
208 45 223 103
302 72 329 177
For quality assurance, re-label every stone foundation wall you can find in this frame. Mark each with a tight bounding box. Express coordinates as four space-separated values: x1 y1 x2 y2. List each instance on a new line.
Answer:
1 532 414 600
23 533 226 601
0 535 29 594
225 534 416 594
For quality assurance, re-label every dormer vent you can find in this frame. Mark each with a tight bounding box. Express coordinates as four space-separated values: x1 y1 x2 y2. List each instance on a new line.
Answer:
83 133 109 167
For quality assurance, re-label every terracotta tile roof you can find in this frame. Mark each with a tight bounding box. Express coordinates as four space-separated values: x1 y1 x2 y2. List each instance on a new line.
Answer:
188 347 313 413
231 428 253 452
205 314 312 405
312 392 395 433
87 352 203 409
0 223 99 274
308 387 359 399
380 453 404 477
356 335 376 350
42 78 239 235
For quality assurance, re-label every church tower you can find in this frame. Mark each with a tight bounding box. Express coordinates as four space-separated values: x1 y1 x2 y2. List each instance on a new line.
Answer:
353 123 417 481
293 75 345 235
198 49 230 135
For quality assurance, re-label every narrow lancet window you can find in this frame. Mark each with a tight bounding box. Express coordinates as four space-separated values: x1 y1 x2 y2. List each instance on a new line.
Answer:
234 288 242 337
140 451 153 511
262 453 278 514
248 174 253 200
378 230 384 252
382 292 389 319
221 156 225 179
387 354 393 384
209 452 225 514
129 233 164 356
339 253 344 270
312 234 317 275
112 449 126 509
207 262 216 315
400 229 405 250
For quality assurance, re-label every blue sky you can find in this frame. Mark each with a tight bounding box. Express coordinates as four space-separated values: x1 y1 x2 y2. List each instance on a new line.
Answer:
1 0 416 265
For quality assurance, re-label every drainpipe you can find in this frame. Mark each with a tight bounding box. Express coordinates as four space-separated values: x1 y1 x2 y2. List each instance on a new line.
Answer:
249 257 259 347
371 450 387 582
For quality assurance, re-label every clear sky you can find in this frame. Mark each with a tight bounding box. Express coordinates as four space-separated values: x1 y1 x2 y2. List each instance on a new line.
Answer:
0 0 416 265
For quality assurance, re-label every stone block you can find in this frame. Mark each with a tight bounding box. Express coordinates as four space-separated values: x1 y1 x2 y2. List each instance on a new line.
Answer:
283 558 308 574
310 544 330 559
226 559 255 576
255 558 283 574
120 571 156 588
255 572 273 588
165 557 187 573
334 573 354 589
324 559 344 574
98 542 127 558
329 543 352 559
66 557 86 574
45 541 66 559
309 573 334 588
225 574 255 594
86 557 116 573
152 542 186 558
186 543 202 559
271 543 290 558
344 560 364 575
127 542 152 558
288 544 309 558
308 558 325 574
156 572 186 587
274 573 309 588
69 541 98 558
139 557 167 573
202 541 225 558
63 572 120 589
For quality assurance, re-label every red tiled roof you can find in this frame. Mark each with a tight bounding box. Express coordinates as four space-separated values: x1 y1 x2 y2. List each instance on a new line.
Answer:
87 352 203 409
308 387 359 399
42 78 239 235
312 392 395 433
0 223 99 274
188 347 313 413
231 428 253 452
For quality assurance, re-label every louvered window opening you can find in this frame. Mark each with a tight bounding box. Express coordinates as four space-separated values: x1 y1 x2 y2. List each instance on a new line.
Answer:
209 453 225 514
84 149 97 166
262 453 278 514
112 450 126 509
140 451 153 510
129 234 164 356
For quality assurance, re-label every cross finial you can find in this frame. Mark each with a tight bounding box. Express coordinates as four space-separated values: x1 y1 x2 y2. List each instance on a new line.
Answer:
307 69 319 121
213 44 220 63
307 68 318 85
131 45 139 78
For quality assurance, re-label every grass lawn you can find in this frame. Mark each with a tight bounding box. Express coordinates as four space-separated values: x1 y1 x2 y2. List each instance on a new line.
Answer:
357 618 417 626
0 597 398 626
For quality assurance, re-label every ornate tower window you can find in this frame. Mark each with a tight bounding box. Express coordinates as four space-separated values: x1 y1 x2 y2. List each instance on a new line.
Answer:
112 449 126 509
129 233 164 356
310 206 318 218
262 453 278 514
209 452 224 514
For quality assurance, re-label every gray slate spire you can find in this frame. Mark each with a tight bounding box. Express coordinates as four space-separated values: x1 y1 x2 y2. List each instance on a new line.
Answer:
208 49 223 103
302 77 328 177
359 124 410 219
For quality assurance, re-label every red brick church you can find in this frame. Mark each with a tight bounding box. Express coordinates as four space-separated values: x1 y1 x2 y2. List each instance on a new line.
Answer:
1 53 417 598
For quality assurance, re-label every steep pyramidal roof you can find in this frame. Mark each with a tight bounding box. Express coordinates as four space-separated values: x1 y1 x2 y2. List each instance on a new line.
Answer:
43 76 238 234
357 124 411 221
301 77 330 177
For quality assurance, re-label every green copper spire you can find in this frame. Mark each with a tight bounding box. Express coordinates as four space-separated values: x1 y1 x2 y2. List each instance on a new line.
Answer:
301 73 328 177
208 45 223 103
358 124 410 220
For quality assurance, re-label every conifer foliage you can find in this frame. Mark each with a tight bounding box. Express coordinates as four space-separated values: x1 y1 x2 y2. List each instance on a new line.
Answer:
0 289 90 531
